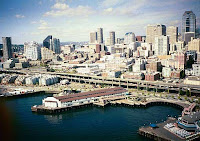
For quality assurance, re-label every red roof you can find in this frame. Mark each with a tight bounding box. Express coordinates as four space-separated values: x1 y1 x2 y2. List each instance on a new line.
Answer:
55 87 127 103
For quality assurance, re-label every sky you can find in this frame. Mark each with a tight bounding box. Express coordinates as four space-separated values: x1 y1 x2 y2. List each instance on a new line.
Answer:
0 0 200 44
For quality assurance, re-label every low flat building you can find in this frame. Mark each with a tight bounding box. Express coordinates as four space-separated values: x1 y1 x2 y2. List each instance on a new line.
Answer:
42 87 128 108
145 72 160 81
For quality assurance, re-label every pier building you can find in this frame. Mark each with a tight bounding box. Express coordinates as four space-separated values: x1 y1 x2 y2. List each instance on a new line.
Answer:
42 87 128 108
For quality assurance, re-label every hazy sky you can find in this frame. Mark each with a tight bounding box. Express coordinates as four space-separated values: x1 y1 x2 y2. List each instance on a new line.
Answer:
0 0 200 44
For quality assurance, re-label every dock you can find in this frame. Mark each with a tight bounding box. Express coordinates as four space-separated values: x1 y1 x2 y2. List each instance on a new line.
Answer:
31 96 190 114
138 117 184 141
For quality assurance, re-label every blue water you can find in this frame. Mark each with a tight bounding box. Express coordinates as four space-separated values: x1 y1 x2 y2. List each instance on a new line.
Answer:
1 94 182 141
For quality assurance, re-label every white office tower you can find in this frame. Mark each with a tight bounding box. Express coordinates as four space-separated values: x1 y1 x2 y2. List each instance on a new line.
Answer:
97 28 103 44
90 32 97 43
124 32 135 45
24 41 41 60
109 31 115 45
154 36 169 56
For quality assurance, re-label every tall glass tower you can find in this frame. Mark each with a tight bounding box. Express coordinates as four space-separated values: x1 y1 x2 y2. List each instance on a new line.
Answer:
43 35 52 49
182 11 196 38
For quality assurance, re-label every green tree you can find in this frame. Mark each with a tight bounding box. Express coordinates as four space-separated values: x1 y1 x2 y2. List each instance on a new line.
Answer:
186 89 191 97
184 96 188 101
180 70 185 79
186 55 194 68
179 89 184 95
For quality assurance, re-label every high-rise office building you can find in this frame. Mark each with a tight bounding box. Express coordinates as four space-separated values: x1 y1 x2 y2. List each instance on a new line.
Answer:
2 37 12 61
109 31 115 45
166 26 178 45
146 24 166 44
24 41 41 60
182 11 196 41
43 35 52 49
97 28 103 44
90 32 97 43
53 38 61 54
154 35 169 56
124 32 135 44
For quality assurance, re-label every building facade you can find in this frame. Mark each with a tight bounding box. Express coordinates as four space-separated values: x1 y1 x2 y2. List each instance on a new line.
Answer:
2 37 12 61
42 87 128 108
24 41 41 61
41 47 55 60
124 32 135 45
188 38 200 52
90 32 97 43
146 24 166 44
43 35 52 49
52 38 61 54
166 26 178 45
182 11 196 41
154 35 169 55
97 28 103 44
109 31 115 45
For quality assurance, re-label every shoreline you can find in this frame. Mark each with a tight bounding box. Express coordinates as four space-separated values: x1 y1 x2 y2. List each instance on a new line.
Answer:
31 98 189 114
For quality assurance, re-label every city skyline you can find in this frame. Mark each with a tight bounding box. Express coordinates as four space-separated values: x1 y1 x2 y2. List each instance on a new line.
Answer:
0 0 200 44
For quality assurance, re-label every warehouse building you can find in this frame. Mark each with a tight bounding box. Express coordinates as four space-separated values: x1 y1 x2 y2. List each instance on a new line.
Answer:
42 87 128 108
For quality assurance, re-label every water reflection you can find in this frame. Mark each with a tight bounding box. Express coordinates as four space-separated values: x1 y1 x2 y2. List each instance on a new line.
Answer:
44 114 63 124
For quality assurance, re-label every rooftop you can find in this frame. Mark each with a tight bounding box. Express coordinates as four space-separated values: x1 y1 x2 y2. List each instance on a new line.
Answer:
55 87 127 103
182 111 200 124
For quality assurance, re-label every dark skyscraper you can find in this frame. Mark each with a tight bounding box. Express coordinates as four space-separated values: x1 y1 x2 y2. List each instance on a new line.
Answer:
2 37 12 61
182 11 196 40
53 38 60 54
109 31 115 45
43 35 52 49
97 28 103 44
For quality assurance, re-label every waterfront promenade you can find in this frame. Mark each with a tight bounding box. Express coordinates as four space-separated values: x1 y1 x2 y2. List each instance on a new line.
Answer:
31 92 191 113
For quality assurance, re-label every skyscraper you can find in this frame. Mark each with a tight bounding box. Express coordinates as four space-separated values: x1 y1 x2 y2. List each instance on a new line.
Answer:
90 32 97 43
109 31 115 45
146 24 166 44
97 28 103 44
154 36 169 56
43 35 52 49
124 32 135 44
2 37 12 61
53 38 61 54
166 26 178 45
182 11 196 39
